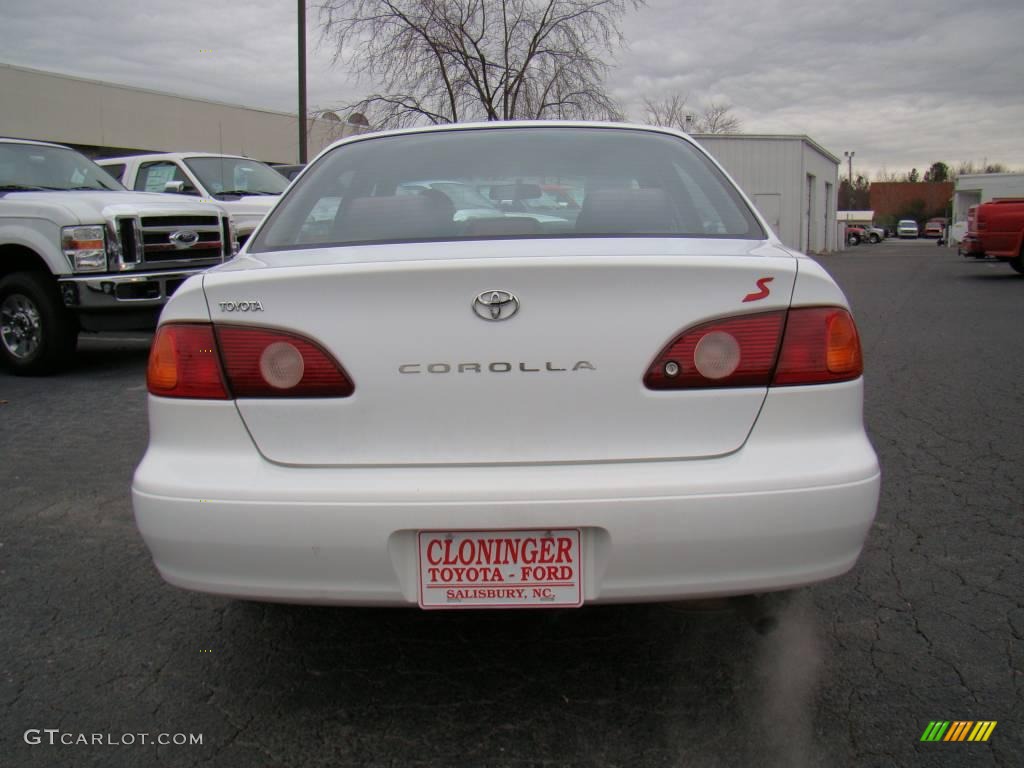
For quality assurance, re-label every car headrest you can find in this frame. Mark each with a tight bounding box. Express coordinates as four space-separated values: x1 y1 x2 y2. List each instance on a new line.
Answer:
334 193 455 242
576 188 675 234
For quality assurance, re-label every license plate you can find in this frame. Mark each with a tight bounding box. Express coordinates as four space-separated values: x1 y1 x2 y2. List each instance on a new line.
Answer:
417 529 583 609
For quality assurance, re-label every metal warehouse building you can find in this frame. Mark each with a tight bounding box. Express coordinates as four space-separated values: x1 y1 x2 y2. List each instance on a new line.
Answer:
694 134 841 253
0 62 356 163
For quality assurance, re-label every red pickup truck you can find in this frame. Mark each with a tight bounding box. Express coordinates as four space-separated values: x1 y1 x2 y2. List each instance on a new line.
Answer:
960 199 1024 273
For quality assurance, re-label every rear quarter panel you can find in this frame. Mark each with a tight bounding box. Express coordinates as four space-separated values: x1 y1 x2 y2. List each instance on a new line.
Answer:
981 203 1024 257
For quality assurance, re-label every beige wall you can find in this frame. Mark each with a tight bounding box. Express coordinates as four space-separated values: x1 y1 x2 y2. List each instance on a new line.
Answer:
0 63 357 163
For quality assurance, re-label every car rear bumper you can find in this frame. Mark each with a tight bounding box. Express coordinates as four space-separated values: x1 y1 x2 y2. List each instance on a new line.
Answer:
958 235 989 258
132 381 881 606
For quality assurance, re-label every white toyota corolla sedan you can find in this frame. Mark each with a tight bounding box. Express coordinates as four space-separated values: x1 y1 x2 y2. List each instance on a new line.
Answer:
132 122 880 610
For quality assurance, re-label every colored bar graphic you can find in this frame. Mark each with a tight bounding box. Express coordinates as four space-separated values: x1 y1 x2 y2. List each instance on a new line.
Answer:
920 721 950 741
944 721 972 741
969 722 997 742
920 720 996 742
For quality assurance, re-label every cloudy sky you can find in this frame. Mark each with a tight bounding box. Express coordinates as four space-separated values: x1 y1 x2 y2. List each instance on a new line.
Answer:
2 0 1022 176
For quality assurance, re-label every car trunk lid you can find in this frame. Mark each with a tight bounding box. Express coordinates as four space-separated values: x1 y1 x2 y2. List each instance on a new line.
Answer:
202 241 796 466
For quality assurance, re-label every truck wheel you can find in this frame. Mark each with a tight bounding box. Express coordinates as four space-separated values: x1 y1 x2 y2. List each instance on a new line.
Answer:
869 233 880 244
1010 254 1024 274
0 272 78 374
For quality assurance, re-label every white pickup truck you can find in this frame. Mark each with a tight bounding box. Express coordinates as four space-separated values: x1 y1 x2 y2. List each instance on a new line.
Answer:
0 138 233 374
97 152 286 246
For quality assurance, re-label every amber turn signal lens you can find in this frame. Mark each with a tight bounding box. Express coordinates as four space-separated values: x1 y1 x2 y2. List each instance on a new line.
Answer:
826 311 862 375
147 325 228 399
146 323 353 399
148 327 179 391
773 307 863 386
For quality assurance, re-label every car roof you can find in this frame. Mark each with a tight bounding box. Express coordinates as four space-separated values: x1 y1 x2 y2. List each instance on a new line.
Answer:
97 152 256 163
316 120 701 161
0 137 73 149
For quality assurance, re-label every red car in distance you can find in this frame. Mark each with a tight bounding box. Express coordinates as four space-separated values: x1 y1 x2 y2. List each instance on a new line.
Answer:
924 218 947 238
846 225 867 245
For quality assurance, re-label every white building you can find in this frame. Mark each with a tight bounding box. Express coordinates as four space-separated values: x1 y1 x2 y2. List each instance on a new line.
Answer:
693 134 841 253
836 210 875 226
952 172 1024 241
0 62 360 163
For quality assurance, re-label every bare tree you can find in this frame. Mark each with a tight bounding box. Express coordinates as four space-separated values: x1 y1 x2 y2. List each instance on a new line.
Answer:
954 160 1012 177
641 92 694 132
641 92 741 134
695 101 741 134
954 160 978 177
317 0 644 128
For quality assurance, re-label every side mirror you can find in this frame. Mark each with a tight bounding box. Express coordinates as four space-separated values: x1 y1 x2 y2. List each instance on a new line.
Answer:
164 180 186 194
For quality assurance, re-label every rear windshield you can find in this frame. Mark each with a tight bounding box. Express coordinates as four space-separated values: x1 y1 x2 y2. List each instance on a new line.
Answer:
250 126 764 253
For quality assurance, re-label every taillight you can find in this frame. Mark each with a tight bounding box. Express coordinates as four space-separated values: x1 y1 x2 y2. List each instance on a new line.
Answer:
773 307 862 385
215 326 354 397
644 312 785 389
147 324 229 399
147 323 354 399
644 307 863 390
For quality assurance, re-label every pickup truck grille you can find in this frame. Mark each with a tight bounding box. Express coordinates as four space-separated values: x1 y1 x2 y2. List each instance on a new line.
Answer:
140 215 219 227
115 214 229 268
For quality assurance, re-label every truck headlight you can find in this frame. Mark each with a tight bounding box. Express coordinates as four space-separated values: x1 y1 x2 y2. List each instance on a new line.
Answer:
62 225 107 272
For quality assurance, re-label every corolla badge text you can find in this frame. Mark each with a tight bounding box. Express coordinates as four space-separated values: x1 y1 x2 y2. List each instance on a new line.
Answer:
399 361 596 374
473 290 519 321
218 300 264 312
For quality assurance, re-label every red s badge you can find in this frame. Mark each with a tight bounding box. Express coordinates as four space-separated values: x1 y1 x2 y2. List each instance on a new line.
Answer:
742 277 774 303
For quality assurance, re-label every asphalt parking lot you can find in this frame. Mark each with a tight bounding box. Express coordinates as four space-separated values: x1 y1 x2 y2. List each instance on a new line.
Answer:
1 238 1021 767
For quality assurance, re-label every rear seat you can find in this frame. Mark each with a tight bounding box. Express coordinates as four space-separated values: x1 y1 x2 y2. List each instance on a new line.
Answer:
333 194 455 241
575 188 676 234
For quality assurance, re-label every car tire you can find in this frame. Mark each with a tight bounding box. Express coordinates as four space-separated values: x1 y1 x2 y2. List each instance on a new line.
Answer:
0 271 78 375
847 234 861 246
869 234 880 244
1010 254 1024 274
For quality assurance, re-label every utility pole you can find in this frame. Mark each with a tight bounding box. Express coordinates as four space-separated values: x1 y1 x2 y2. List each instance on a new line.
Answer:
843 150 855 209
298 0 307 163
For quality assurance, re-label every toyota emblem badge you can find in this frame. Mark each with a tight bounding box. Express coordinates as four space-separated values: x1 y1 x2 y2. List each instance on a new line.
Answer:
472 290 519 321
